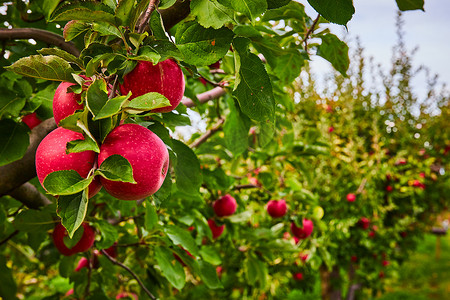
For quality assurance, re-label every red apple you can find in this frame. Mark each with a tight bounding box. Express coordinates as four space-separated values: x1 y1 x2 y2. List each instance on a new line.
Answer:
359 217 370 230
116 292 138 300
346 193 356 202
208 219 225 239
382 260 389 267
35 127 101 198
65 288 74 296
52 222 95 256
98 124 169 200
22 112 42 130
293 272 304 281
75 257 89 272
291 219 314 239
351 255 358 262
267 199 287 218
386 185 393 192
213 194 237 217
299 253 308 262
53 81 84 126
379 271 385 278
368 231 376 238
120 59 185 113
328 126 334 133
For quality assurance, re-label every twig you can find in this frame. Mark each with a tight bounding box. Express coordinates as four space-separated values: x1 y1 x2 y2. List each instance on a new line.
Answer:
190 119 224 149
100 249 156 300
181 86 227 108
137 0 160 34
234 184 260 190
302 14 320 47
7 183 52 209
0 230 19 247
356 178 367 194
0 28 80 57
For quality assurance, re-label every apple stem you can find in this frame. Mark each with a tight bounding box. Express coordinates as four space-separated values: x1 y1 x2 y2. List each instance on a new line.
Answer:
100 249 157 300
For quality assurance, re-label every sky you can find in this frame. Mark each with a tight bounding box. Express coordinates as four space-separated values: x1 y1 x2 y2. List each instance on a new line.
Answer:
304 0 450 99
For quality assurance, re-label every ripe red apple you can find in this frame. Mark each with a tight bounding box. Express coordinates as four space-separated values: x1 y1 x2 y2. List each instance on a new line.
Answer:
35 127 101 198
386 185 393 192
293 272 304 281
22 112 42 130
120 59 185 113
75 257 89 272
53 81 84 126
213 194 237 217
359 217 370 230
382 260 390 267
208 219 225 239
351 255 358 262
328 126 334 133
267 199 287 218
52 222 95 256
98 124 169 200
291 219 314 239
368 230 376 238
116 292 138 300
299 253 308 262
346 193 356 202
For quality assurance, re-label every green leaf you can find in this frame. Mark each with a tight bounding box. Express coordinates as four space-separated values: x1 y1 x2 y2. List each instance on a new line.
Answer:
115 0 134 26
43 170 94 196
92 22 122 38
267 0 291 9
51 2 116 24
42 0 61 20
190 0 235 29
96 154 136 183
59 256 77 278
150 11 169 40
0 119 29 167
316 34 349 77
0 91 25 119
199 246 222 265
307 0 355 25
0 256 17 300
63 225 84 249
95 220 119 249
145 202 158 231
172 140 202 194
273 49 306 84
124 92 171 113
197 260 223 289
37 48 84 68
86 79 109 118
175 21 234 66
132 46 162 63
153 172 172 204
218 0 267 22
66 135 100 153
395 0 424 11
63 20 91 42
258 120 275 147
13 210 54 232
159 0 177 9
154 246 186 290
245 255 258 285
233 37 275 122
6 55 75 82
164 225 199 257
224 99 249 156
57 191 89 238
93 95 130 120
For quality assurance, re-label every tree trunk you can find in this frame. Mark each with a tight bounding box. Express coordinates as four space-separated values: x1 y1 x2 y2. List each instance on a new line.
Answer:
320 265 342 300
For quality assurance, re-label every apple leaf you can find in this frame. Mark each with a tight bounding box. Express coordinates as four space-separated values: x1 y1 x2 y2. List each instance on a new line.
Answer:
63 224 84 249
153 172 172 205
395 0 424 11
93 95 130 120
132 46 162 64
63 20 91 41
145 202 158 231
114 0 134 26
217 0 267 23
307 0 355 25
0 256 17 300
154 246 186 290
199 246 222 265
172 140 202 195
149 10 169 40
51 1 116 24
164 225 199 257
96 154 136 183
273 49 306 84
316 33 349 77
0 119 29 167
223 98 250 156
95 220 119 249
196 260 223 289
37 48 84 68
43 170 94 196
86 79 109 118
233 37 275 122
124 92 171 113
13 209 55 232
66 135 100 153
6 55 75 82
57 191 88 238
190 0 235 29
175 21 234 66
267 0 291 9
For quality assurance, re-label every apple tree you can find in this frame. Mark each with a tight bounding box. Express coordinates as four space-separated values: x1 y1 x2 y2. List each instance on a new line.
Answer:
0 0 447 299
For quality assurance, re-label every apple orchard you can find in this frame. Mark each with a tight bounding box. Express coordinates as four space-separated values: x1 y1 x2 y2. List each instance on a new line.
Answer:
0 0 449 299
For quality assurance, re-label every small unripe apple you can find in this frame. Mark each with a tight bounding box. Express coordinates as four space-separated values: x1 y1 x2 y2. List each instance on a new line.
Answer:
52 222 95 256
35 127 101 198
266 199 287 218
359 217 370 230
290 219 314 239
22 112 42 130
98 124 169 200
213 194 237 217
346 193 356 202
53 81 84 126
120 59 185 113
208 219 224 239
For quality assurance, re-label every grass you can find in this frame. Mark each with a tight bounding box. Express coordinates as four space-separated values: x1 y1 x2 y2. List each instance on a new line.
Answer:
377 232 450 300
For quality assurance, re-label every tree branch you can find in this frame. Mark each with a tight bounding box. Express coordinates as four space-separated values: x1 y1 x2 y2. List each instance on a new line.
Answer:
137 0 160 34
0 28 80 57
100 249 156 300
302 14 320 47
182 87 227 108
0 118 57 197
0 230 19 247
190 119 224 149
7 183 52 209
